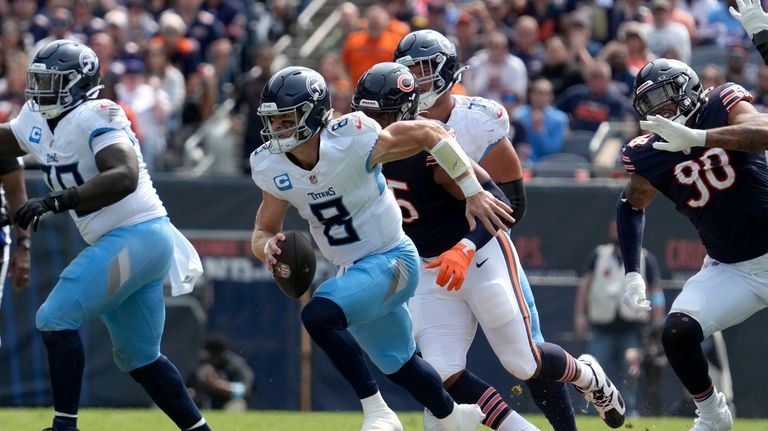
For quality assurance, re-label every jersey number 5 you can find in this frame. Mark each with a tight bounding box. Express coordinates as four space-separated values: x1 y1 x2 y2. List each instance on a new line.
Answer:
674 148 735 208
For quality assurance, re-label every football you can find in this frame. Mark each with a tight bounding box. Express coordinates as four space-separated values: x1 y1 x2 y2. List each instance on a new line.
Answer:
273 230 316 298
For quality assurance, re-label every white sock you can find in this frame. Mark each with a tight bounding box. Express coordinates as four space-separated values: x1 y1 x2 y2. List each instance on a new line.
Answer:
498 410 541 431
187 418 207 430
361 391 389 415
573 360 595 390
694 390 721 413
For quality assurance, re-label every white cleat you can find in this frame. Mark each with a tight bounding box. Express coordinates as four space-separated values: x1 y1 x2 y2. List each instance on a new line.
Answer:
575 354 626 429
437 403 485 431
360 408 403 431
690 392 733 431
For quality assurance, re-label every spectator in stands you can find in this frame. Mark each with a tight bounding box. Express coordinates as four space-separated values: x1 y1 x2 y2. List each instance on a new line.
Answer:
513 78 569 163
535 34 584 97
317 2 361 55
453 12 482 62
464 30 527 102
72 0 104 39
145 38 187 149
105 9 130 58
724 42 757 92
667 0 697 42
620 23 654 76
209 38 237 102
125 0 160 50
706 0 749 48
565 11 603 68
642 0 691 64
173 0 228 59
318 52 353 117
116 58 172 173
574 220 665 418
752 65 768 113
0 50 29 122
423 0 451 35
34 7 86 52
341 4 402 85
188 334 255 411
699 63 725 91
202 0 247 44
89 31 118 78
9 0 49 43
0 20 34 63
156 10 202 79
555 61 631 132
519 0 564 41
511 15 544 78
599 41 636 98
232 43 273 174
608 0 651 43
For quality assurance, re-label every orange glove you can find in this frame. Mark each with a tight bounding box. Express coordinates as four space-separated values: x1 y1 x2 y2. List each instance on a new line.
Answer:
425 240 476 291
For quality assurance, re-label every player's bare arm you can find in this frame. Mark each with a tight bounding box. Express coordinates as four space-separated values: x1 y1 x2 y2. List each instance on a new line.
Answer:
478 137 524 183
0 124 28 158
371 120 515 231
75 142 140 210
433 160 493 200
623 173 657 209
703 101 768 152
251 190 289 270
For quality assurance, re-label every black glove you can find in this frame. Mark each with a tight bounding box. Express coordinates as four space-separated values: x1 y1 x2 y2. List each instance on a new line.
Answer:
15 187 80 231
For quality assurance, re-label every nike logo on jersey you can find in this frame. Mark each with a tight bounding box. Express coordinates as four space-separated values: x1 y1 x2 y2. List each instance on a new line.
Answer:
475 258 489 268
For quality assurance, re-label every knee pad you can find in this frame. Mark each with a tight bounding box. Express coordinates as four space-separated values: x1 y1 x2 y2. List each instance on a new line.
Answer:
499 350 538 380
301 297 347 334
662 312 704 349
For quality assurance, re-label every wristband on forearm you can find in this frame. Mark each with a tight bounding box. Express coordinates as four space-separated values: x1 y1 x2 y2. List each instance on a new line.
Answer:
462 181 505 248
753 30 768 65
616 192 645 273
430 138 482 197
49 187 80 212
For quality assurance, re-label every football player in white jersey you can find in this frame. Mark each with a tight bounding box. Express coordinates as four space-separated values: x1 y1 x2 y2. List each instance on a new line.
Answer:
355 61 626 431
0 40 209 431
394 30 623 430
251 66 515 431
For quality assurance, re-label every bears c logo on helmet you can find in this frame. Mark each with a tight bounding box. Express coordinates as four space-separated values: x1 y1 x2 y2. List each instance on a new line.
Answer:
397 74 415 92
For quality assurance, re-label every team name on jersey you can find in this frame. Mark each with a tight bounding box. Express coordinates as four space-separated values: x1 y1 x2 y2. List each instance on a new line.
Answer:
307 187 336 200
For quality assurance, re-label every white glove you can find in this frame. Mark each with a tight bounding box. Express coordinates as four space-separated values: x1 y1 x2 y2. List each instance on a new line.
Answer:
640 115 707 152
623 272 652 313
730 0 768 38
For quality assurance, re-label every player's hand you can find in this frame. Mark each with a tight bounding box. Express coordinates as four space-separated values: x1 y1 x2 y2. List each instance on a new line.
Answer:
640 115 707 152
14 187 79 231
730 0 768 38
464 190 515 232
262 232 286 273
10 245 31 291
425 240 475 291
623 272 652 313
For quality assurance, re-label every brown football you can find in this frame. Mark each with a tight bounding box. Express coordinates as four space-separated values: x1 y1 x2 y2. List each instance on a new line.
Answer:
273 231 316 298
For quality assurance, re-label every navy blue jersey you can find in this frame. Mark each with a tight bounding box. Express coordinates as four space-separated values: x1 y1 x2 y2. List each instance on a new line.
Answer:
383 152 468 258
623 83 768 263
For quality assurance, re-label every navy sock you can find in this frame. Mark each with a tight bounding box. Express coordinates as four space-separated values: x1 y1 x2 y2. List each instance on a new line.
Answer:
662 312 712 397
446 370 511 430
526 378 577 431
386 354 454 419
129 355 209 430
301 297 378 398
41 330 84 429
535 342 577 382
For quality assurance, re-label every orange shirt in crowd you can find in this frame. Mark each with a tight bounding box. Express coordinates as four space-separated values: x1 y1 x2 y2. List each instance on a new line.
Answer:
342 29 403 85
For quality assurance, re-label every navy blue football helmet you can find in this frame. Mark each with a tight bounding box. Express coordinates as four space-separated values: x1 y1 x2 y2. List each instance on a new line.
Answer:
26 39 102 119
258 66 332 153
351 62 419 127
393 30 466 110
633 58 704 123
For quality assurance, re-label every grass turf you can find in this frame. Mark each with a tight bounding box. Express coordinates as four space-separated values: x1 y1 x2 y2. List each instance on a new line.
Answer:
3 408 768 430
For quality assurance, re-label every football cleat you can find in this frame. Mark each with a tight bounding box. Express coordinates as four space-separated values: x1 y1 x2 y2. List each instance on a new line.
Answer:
434 403 485 431
575 354 626 428
690 392 733 431
360 407 403 431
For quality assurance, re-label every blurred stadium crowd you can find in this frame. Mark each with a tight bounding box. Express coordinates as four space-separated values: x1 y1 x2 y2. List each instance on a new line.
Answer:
0 0 765 176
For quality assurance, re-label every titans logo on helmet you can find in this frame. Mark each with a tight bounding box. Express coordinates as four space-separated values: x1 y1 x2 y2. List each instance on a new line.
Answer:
79 49 99 76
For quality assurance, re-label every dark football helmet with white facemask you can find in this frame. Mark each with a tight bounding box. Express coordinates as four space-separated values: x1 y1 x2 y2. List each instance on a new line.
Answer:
258 66 333 154
26 39 103 120
633 58 704 124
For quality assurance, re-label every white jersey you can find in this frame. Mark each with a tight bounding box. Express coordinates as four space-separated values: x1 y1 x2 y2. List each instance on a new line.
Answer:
446 95 510 163
10 100 167 244
250 112 406 267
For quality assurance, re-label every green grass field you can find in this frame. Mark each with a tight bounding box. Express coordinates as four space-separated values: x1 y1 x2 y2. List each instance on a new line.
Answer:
2 409 768 431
